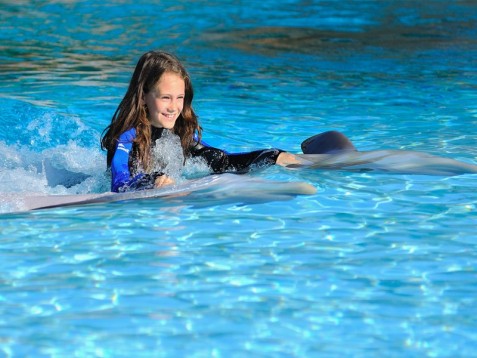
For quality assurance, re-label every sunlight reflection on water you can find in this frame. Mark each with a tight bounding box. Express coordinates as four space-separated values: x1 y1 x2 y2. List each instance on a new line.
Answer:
1 0 477 357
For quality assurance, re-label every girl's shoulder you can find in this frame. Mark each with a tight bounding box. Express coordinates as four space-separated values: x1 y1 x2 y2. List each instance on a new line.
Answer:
118 128 137 143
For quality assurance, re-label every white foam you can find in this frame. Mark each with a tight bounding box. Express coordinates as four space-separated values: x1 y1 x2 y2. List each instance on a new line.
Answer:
184 156 212 178
0 140 109 213
150 130 223 180
150 130 185 182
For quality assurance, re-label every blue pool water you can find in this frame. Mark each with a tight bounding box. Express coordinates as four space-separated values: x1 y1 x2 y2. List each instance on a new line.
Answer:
1 0 477 356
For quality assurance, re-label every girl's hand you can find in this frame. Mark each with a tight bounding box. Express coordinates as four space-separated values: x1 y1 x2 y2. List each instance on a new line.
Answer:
276 152 297 166
154 175 175 188
276 152 314 167
275 152 302 166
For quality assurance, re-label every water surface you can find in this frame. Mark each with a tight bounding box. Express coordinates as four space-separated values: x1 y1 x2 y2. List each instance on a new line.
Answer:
1 1 477 356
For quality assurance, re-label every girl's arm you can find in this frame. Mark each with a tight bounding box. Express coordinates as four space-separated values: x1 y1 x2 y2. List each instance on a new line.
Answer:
110 132 135 192
190 137 285 173
110 128 170 192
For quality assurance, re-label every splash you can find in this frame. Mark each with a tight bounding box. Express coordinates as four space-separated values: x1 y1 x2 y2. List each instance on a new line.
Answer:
150 129 185 182
150 129 214 182
184 156 212 179
0 140 109 213
0 140 108 193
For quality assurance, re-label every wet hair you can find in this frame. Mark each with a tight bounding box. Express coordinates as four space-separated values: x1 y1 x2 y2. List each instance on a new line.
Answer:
101 50 201 170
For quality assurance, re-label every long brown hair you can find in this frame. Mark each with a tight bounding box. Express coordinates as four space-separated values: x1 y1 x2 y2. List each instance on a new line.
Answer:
101 51 201 170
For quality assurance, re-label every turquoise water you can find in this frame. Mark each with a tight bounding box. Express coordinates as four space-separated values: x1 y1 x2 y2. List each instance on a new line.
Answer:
1 0 477 356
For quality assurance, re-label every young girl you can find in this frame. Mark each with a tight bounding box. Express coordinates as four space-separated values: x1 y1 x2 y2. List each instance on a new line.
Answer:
101 51 355 192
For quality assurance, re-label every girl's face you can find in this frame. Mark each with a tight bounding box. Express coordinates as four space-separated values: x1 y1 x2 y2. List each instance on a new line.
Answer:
144 72 185 129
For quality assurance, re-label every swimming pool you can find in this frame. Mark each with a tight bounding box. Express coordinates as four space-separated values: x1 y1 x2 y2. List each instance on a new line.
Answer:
1 0 477 356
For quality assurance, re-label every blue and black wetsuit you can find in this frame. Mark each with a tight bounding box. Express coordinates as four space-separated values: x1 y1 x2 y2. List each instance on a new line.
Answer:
110 126 284 192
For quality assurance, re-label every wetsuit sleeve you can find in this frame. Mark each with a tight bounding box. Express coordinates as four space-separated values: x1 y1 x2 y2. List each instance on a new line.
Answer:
190 138 283 174
110 130 134 192
110 129 165 192
120 172 164 192
227 149 284 172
